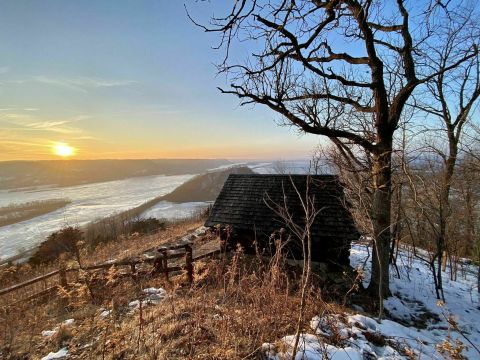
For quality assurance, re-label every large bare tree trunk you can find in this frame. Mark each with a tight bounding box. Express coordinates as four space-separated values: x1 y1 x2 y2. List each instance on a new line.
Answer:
436 158 455 301
368 144 393 298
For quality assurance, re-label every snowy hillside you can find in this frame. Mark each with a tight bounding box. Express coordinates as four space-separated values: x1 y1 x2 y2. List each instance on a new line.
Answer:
264 243 480 359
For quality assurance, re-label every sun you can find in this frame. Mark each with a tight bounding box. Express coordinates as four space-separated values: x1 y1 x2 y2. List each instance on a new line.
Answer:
53 142 75 158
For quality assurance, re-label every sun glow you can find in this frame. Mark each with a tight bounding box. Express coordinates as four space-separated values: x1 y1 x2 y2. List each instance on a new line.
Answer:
53 142 75 157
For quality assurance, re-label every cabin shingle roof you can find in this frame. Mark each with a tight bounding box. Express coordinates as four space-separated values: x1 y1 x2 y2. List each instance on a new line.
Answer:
205 174 359 245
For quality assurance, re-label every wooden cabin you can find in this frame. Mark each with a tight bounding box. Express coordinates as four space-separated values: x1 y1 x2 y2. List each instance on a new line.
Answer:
205 174 359 267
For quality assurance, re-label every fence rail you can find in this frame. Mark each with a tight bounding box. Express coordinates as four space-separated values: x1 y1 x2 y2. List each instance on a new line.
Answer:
0 241 220 306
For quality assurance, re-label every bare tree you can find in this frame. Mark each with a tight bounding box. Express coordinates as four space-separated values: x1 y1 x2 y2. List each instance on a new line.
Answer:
265 176 322 358
191 0 478 296
461 129 480 295
412 4 480 299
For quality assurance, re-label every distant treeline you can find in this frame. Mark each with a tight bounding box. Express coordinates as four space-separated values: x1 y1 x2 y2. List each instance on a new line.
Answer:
0 159 231 190
0 199 71 227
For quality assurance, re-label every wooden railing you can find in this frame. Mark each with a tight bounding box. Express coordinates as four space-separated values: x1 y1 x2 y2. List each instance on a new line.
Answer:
0 241 220 307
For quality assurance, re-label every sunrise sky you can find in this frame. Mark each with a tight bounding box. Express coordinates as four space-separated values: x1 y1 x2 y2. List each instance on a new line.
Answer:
0 1 319 161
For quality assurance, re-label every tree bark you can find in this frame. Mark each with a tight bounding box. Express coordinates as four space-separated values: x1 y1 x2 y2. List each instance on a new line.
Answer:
368 143 393 298
435 132 457 301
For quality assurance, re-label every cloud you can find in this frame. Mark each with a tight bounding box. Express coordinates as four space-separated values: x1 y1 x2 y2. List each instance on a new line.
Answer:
0 75 136 93
0 66 9 75
0 115 99 160
24 120 78 133
0 112 88 135
31 75 137 92
0 130 52 158
72 135 102 141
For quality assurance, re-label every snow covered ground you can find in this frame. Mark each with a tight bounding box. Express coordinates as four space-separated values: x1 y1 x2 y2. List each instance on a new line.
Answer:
141 200 210 220
265 243 480 359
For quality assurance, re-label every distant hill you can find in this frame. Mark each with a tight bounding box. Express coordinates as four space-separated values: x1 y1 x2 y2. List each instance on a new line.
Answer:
0 159 231 190
160 166 254 203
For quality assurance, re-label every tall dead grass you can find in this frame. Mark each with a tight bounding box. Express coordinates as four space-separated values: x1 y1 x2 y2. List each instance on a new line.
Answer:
68 248 332 359
0 218 203 289
1 242 346 359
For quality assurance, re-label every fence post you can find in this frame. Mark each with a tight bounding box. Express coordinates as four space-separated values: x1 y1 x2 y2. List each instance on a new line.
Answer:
160 249 169 281
59 264 67 289
58 262 68 310
185 244 193 285
130 263 136 277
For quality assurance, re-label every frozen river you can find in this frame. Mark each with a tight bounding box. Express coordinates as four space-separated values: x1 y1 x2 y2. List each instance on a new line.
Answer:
0 174 200 262
0 160 313 262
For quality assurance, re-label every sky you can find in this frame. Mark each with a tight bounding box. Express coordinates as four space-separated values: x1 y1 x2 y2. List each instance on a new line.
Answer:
0 1 320 161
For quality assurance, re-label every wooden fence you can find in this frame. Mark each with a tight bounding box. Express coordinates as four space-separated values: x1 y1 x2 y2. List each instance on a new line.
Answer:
0 242 221 307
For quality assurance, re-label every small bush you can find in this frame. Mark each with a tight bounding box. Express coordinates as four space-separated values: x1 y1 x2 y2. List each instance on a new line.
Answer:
128 217 166 235
29 226 83 265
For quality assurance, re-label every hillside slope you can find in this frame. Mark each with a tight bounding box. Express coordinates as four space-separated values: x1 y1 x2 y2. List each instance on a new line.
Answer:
160 166 254 202
0 159 231 190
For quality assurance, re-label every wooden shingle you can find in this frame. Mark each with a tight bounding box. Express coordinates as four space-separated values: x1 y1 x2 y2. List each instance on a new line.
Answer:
205 174 359 265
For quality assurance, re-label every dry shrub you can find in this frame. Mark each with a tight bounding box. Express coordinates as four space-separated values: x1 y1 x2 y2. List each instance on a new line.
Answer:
29 227 83 266
72 247 327 359
0 224 355 359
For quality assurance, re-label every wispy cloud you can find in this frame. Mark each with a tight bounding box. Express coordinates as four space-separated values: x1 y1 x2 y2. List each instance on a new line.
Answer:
31 75 137 93
24 120 78 133
0 75 136 93
0 111 88 135
72 135 102 141
0 114 99 160
0 129 52 158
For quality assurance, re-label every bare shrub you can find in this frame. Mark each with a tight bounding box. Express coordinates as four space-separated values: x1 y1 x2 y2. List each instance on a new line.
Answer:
29 227 83 266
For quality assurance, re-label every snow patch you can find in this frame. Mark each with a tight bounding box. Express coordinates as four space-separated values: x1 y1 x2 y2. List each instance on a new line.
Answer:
129 287 167 310
41 347 68 360
41 330 57 337
100 310 111 318
62 319 74 326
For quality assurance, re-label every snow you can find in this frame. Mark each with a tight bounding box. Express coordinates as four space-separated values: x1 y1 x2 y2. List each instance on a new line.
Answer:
62 319 74 326
41 330 57 337
350 243 480 359
264 242 480 359
141 201 209 221
100 310 111 318
41 347 68 360
41 318 76 338
128 287 167 310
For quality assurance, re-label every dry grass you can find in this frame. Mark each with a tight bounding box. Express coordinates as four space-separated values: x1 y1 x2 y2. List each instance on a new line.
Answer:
0 218 203 290
85 218 204 265
0 217 205 358
0 239 351 359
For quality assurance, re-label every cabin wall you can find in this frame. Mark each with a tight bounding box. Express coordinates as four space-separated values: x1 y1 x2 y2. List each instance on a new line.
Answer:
219 227 351 268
